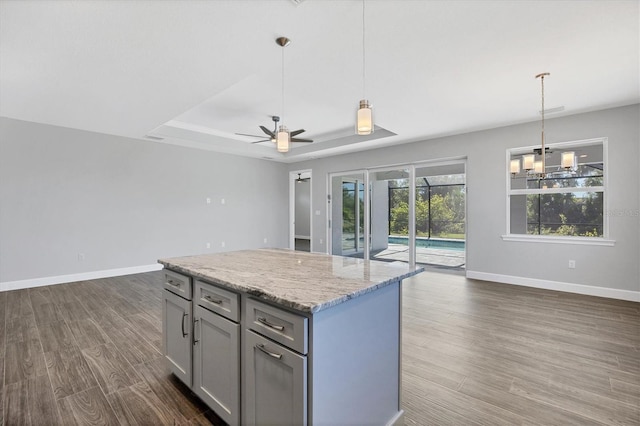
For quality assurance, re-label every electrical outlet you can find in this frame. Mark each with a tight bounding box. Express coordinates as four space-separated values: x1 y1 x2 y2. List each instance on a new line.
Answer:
319 239 323 245
568 260 576 269
206 197 211 204
221 241 226 248
206 242 211 249
78 253 85 262
221 198 225 205
263 238 268 244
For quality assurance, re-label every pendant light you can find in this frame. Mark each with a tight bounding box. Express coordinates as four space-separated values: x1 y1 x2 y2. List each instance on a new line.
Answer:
276 37 291 153
356 0 373 135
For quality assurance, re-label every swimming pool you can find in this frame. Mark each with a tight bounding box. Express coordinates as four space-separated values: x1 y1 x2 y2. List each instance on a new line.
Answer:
388 236 465 251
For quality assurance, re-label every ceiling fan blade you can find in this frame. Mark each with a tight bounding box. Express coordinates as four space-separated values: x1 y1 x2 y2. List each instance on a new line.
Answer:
235 133 265 138
260 126 275 137
291 138 313 143
290 129 306 137
250 140 271 144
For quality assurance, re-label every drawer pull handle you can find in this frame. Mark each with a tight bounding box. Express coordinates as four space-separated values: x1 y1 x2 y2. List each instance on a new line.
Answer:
256 344 282 360
204 295 223 304
167 279 181 288
257 317 284 331
181 312 188 338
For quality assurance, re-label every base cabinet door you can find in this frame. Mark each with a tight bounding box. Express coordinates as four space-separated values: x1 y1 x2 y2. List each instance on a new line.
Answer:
193 305 240 426
244 330 307 426
162 289 192 387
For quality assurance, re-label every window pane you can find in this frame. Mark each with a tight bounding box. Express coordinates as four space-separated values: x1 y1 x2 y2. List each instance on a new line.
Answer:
511 191 604 237
415 182 465 239
342 182 356 251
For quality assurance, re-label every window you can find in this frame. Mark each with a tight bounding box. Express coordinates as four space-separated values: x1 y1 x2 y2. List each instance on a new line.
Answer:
505 138 611 244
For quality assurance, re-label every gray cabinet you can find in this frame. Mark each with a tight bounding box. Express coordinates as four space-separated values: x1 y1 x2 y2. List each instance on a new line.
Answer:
162 288 192 387
193 305 240 425
163 275 241 424
244 329 307 426
162 265 404 426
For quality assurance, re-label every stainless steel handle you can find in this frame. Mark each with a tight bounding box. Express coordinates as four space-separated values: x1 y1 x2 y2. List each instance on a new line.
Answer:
167 279 181 288
181 312 188 337
204 295 223 304
193 319 199 345
257 317 284 331
256 343 282 360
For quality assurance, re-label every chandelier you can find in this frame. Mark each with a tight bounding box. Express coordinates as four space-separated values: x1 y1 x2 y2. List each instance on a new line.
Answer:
510 73 576 179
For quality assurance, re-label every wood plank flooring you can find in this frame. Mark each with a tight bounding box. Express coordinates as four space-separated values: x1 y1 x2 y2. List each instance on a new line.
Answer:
401 272 640 425
1 270 638 425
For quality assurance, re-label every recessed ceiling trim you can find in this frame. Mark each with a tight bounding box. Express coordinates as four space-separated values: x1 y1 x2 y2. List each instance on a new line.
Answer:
283 125 396 157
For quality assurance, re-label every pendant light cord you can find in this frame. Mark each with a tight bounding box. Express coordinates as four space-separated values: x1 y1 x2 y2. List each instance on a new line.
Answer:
282 43 285 122
535 72 549 177
362 0 366 99
540 74 545 174
541 74 545 145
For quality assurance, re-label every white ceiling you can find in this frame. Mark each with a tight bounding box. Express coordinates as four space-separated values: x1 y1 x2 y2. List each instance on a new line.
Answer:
1 1 638 163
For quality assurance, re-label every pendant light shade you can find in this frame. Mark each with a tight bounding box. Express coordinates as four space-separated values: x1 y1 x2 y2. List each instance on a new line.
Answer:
276 125 290 153
522 154 535 171
534 160 544 174
510 159 521 176
357 99 373 135
561 151 576 170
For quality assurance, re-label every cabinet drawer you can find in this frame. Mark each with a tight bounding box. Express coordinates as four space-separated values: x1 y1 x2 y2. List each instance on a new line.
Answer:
163 270 191 300
246 298 308 354
195 280 239 322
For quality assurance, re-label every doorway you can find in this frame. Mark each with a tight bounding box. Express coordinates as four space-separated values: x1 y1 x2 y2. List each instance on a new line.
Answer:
290 170 312 252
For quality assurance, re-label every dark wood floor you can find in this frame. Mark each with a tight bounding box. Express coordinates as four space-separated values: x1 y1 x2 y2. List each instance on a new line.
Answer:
1 270 638 425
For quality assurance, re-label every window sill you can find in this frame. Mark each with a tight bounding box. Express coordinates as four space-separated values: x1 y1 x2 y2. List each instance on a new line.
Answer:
501 234 615 246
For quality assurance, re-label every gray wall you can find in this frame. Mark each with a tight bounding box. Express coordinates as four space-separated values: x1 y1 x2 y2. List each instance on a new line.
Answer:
0 117 289 283
290 105 640 294
294 180 310 238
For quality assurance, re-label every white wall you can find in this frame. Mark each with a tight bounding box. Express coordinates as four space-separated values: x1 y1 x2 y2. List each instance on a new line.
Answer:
290 105 640 298
0 117 289 287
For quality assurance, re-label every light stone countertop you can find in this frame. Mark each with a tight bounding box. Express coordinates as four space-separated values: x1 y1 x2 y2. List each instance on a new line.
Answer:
158 248 423 314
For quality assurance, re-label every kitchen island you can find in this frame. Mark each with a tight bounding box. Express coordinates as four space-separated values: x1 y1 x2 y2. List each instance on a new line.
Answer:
159 248 423 426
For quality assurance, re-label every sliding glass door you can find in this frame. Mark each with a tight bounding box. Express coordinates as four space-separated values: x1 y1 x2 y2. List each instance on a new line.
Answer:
330 172 366 257
328 161 466 270
369 167 412 264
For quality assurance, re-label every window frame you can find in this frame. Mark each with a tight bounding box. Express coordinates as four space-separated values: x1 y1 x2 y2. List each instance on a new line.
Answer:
502 137 615 246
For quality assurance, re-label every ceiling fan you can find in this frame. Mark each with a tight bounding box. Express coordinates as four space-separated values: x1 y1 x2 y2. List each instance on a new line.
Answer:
295 173 310 183
236 116 313 144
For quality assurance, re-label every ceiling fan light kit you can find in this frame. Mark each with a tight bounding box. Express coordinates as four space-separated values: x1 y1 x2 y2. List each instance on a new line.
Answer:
277 125 290 153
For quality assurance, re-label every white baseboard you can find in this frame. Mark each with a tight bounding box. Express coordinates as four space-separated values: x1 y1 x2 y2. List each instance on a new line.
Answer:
0 263 164 292
466 270 640 302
